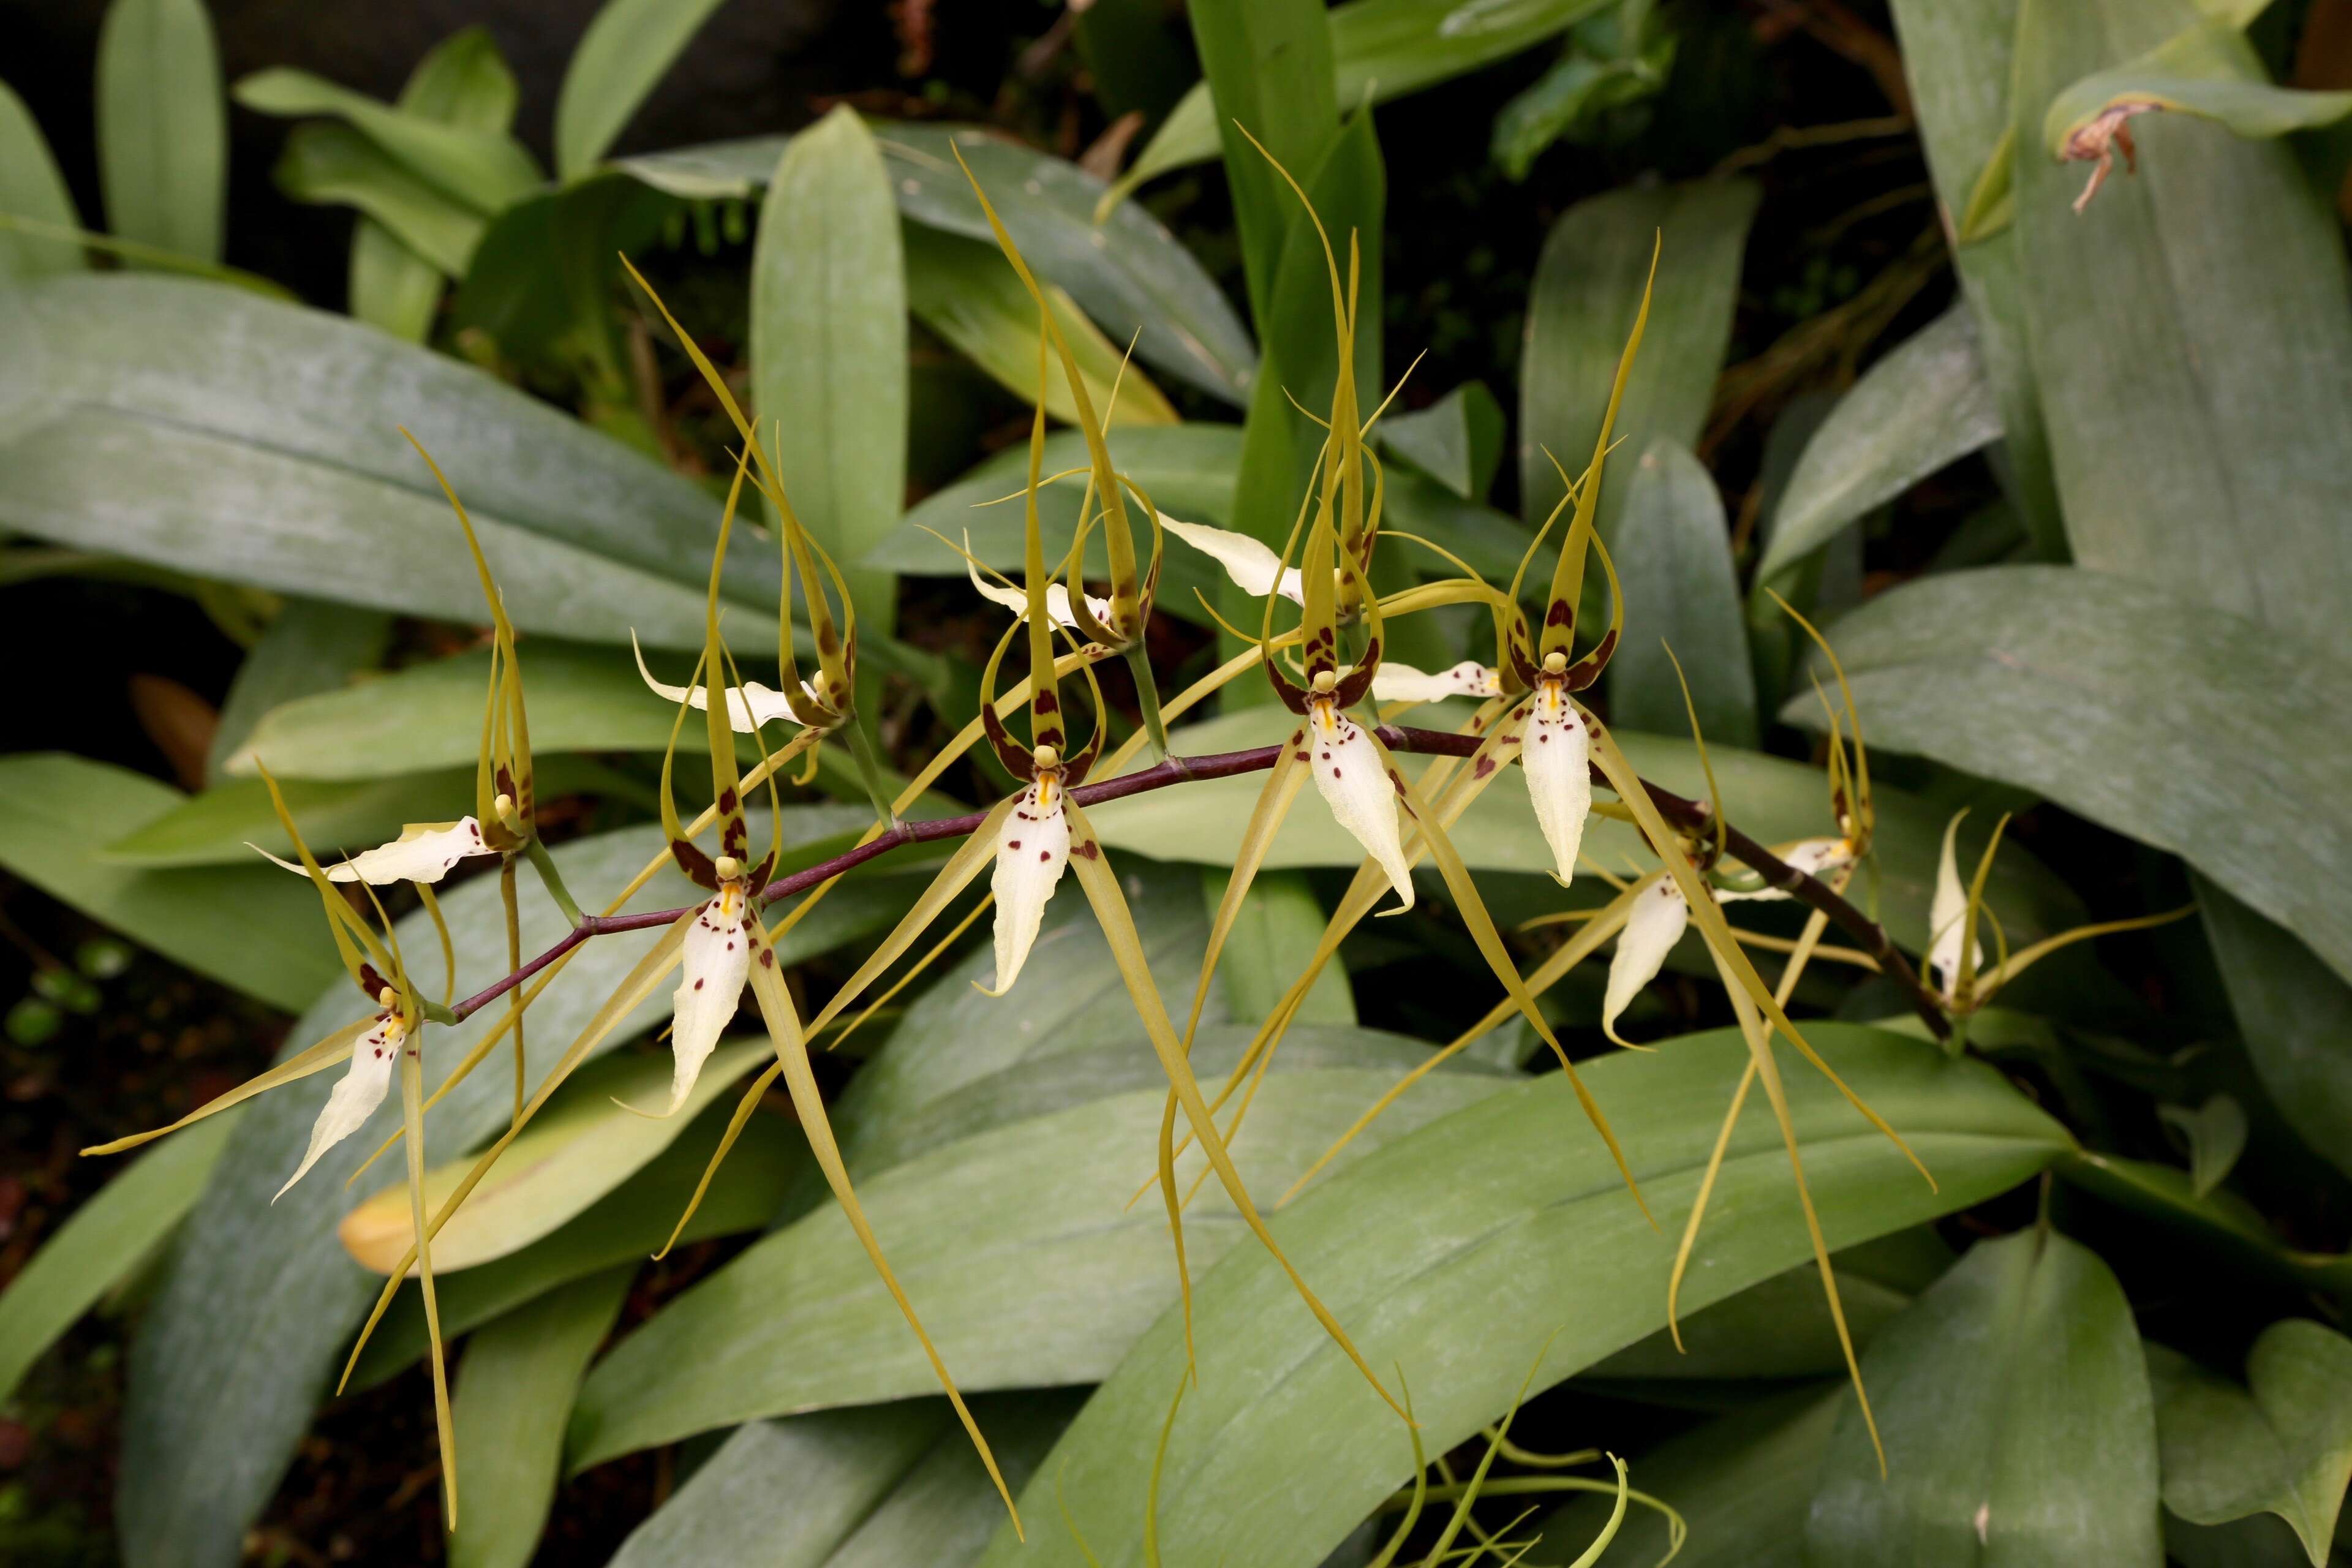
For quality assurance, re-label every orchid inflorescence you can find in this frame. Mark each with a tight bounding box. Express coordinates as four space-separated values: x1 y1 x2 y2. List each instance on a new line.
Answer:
74 132 2097 1534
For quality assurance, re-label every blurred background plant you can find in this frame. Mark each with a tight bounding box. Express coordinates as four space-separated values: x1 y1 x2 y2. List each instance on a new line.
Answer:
4 1 2352 1565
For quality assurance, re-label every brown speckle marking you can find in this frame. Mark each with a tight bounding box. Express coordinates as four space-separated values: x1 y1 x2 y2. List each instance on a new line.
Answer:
760 948 775 968
1073 840 1100 860
1034 690 1058 714
1545 600 1573 628
1474 755 1496 779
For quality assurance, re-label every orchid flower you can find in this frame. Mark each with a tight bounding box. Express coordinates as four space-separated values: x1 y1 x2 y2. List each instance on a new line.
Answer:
774 288 1412 1432
633 631 824 733
621 255 891 823
954 145 1173 756
651 453 783 1115
257 820 489 886
89 768 463 1522
959 541 1115 635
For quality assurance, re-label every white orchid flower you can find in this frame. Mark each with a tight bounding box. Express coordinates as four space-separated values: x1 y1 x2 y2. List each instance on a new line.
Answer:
1519 652 1594 888
1928 816 1985 1003
633 631 823 734
982 758 1074 995
1302 671 1416 910
257 819 489 886
1602 875 1691 1041
665 855 760 1113
1162 514 1305 605
1600 838 1856 1039
275 1005 408 1200
1369 659 1501 706
963 554 1114 632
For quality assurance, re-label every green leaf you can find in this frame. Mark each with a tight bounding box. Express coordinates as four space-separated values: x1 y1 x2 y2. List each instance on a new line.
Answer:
2158 1094 2248 1200
274 121 488 274
2148 1324 2352 1565
448 1267 633 1568
1092 707 2084 956
1118 0 1618 198
1760 307 2003 579
1883 0 2067 557
1806 1228 2161 1566
2060 1152 2352 1296
205 598 391 782
347 223 444 342
553 0 730 180
1787 565 2352 987
1200 869 1355 1026
974 1027 2066 1567
609 1395 1079 1567
95 0 225 262
111 825 690 1568
338 1040 771 1274
232 67 541 214
753 106 906 633
1607 434 1758 747
0 753 339 1011
1374 380 1504 502
0 277 766 644
2045 20 2352 159
2013 0 2352 665
0 1111 236 1404
1528 1384 1842 1567
349 27 524 341
619 124 1256 405
349 1101 806 1391
902 223 1177 428
1491 10 1676 181
0 80 87 278
1184 0 1339 332
1520 178 1757 545
2163 1512 2321 1568
449 172 679 366
567 1038 1508 1469
2197 876 2352 1183
1584 1253 1924 1384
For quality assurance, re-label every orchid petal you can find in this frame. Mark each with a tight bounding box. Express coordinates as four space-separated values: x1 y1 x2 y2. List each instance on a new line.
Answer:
1162 515 1305 603
1714 837 1856 902
1308 703 1414 910
962 556 1110 631
983 780 1072 995
1928 816 1983 1000
1521 687 1592 887
257 818 488 886
1369 660 1502 706
275 1013 404 1200
669 884 753 1111
1603 876 1690 1040
633 630 814 733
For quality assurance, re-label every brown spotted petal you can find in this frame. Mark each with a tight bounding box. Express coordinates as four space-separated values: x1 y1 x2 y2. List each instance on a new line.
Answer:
1520 685 1592 888
982 780 1072 996
256 820 488 887
274 1012 405 1200
669 882 753 1112
1308 702 1414 911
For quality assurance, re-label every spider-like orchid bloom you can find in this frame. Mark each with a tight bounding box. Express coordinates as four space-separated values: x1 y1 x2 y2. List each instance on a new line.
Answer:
620 254 890 821
1162 514 1306 605
254 435 534 892
971 333 1112 995
653 454 785 1115
89 770 464 1521
955 535 1114 634
954 147 1174 756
